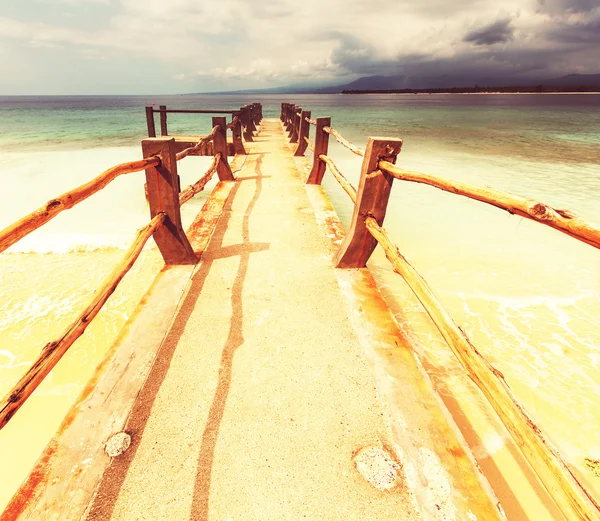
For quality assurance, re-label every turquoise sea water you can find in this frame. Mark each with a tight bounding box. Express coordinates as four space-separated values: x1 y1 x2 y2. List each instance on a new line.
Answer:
1 94 599 515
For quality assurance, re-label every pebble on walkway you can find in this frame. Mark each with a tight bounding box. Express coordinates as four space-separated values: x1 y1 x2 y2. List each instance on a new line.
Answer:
105 432 131 457
353 446 401 491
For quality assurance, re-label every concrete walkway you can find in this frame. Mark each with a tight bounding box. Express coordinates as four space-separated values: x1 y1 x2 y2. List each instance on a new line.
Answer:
86 120 418 520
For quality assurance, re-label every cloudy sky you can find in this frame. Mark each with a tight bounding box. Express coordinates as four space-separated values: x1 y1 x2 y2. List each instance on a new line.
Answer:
0 0 598 94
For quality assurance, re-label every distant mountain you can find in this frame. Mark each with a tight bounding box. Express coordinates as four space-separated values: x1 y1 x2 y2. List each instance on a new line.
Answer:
341 73 600 90
201 82 344 95
204 73 600 95
541 74 600 87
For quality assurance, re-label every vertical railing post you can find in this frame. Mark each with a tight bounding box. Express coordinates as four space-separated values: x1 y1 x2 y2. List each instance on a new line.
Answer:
212 116 235 181
289 105 297 134
145 106 156 138
159 105 168 136
258 103 263 120
280 103 285 121
290 106 301 143
333 137 403 268
306 117 330 184
294 110 311 157
241 106 253 142
231 111 246 155
283 103 292 133
251 103 259 125
141 138 197 265
247 106 257 133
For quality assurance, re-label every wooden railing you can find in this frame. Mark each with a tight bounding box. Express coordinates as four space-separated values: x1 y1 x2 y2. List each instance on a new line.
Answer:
282 102 600 521
146 103 262 152
0 104 262 429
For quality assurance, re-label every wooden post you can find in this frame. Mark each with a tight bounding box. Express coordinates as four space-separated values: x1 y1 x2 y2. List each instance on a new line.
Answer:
159 105 168 136
241 107 253 142
231 111 246 155
294 110 311 156
285 105 294 133
290 106 300 143
145 106 156 138
334 137 403 268
247 105 257 133
306 117 331 184
280 103 285 121
212 116 235 181
141 138 197 264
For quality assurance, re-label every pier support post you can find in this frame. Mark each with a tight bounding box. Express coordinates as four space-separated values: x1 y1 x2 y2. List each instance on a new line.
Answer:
280 103 285 121
159 105 168 136
249 107 257 133
240 107 253 142
231 111 246 155
294 110 311 156
285 105 293 133
290 106 301 143
306 117 331 184
334 137 403 268
141 138 197 265
145 106 156 137
212 116 235 181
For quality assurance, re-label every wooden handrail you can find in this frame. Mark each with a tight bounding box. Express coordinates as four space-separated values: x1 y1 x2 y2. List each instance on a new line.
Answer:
323 126 364 157
179 154 221 206
319 155 357 203
0 212 166 429
303 136 315 153
305 117 317 126
364 216 600 521
153 109 235 114
0 157 160 254
379 160 600 250
175 126 220 162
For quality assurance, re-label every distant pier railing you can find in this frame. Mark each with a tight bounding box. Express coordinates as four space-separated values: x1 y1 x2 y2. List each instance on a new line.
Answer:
0 103 262 430
281 101 600 521
146 103 262 151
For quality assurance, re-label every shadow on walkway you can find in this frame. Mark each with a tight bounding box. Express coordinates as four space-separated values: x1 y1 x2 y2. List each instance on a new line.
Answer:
86 153 266 521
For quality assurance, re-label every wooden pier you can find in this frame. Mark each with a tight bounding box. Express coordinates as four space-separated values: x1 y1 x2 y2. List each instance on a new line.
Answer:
1 103 600 521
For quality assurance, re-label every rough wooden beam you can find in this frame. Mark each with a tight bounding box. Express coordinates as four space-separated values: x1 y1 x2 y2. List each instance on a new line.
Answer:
306 117 331 185
365 216 600 521
142 138 197 264
230 111 246 155
0 157 159 254
294 110 311 157
0 213 166 430
379 160 600 251
334 137 402 268
145 106 156 137
212 116 235 181
159 105 168 136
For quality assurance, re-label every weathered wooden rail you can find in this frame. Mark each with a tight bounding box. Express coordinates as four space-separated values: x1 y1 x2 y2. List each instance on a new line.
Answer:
281 101 600 521
146 102 262 150
0 103 262 429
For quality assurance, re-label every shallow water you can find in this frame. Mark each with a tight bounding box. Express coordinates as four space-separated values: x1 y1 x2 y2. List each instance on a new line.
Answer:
1 93 599 512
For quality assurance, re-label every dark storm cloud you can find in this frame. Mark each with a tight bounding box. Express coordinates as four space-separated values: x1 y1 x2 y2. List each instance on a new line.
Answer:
463 19 514 45
323 26 597 88
547 12 600 45
537 0 598 13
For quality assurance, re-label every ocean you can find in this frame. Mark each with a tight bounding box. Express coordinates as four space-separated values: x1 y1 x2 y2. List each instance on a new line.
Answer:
1 93 599 514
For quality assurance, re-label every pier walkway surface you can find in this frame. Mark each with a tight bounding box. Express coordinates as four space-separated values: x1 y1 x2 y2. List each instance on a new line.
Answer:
5 119 505 521
88 119 418 520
